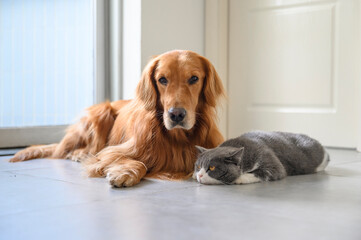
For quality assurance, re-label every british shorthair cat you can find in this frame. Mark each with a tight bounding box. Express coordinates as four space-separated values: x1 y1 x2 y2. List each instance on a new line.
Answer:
193 131 329 185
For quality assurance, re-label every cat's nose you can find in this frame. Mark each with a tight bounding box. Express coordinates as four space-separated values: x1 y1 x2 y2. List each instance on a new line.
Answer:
198 174 203 178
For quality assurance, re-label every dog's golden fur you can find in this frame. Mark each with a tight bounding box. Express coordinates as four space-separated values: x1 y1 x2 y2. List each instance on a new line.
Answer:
10 50 225 187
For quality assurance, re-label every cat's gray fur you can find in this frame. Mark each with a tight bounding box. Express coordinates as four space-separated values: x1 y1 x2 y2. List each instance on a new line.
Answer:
193 131 330 185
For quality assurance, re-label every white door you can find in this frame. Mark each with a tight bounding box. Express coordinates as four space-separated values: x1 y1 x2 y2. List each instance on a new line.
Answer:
228 0 360 148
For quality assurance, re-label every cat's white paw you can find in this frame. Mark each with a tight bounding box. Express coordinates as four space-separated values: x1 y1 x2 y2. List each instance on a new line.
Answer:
316 149 330 172
234 173 261 184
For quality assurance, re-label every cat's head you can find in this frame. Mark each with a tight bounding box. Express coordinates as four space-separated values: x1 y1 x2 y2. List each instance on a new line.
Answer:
193 146 244 185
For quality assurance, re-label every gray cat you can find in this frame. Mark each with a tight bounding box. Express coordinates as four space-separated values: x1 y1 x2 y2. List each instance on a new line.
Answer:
193 131 330 185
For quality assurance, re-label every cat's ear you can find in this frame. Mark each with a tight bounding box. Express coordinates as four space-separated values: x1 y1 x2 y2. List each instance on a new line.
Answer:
234 147 244 165
229 147 244 157
195 146 208 155
225 147 244 166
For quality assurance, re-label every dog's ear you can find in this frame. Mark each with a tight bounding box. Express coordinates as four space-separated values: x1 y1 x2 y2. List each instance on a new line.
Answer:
200 57 226 108
136 56 159 110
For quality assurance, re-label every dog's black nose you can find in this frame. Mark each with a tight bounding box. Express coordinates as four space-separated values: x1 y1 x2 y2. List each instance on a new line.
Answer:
168 108 186 123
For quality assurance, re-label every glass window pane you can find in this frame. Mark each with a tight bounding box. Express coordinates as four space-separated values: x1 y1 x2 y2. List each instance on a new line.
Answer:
0 0 95 127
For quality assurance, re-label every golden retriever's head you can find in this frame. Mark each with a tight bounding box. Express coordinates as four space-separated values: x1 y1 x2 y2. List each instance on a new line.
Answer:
136 50 225 131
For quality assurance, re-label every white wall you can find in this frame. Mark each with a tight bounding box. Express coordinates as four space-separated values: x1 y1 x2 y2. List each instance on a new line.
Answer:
141 0 205 69
122 0 205 99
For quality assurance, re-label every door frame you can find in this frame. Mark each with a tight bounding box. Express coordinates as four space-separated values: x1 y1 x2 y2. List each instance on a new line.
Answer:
204 0 230 139
357 0 361 151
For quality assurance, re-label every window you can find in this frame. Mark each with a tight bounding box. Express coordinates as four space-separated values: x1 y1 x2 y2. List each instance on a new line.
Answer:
0 0 95 128
0 0 102 147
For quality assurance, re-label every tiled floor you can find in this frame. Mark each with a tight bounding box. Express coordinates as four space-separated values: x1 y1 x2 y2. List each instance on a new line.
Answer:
0 148 360 240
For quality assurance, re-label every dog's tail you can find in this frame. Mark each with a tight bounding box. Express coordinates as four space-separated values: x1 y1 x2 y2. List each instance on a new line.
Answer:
9 144 58 162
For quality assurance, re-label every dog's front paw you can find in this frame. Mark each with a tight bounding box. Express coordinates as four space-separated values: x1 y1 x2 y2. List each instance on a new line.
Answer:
105 161 147 188
106 171 140 188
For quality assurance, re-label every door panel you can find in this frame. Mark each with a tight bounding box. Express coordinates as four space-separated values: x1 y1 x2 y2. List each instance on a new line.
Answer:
229 0 359 147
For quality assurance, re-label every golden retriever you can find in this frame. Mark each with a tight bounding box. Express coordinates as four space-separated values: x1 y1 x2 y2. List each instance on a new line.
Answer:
10 50 225 187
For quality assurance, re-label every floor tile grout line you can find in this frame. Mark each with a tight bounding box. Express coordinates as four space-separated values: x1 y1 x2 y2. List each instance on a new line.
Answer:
2 164 203 192
325 174 361 178
0 166 57 172
329 160 361 166
0 184 203 218
4 170 93 187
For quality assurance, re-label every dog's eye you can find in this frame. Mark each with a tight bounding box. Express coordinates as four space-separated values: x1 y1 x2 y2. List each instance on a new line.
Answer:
158 77 168 86
188 76 199 85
